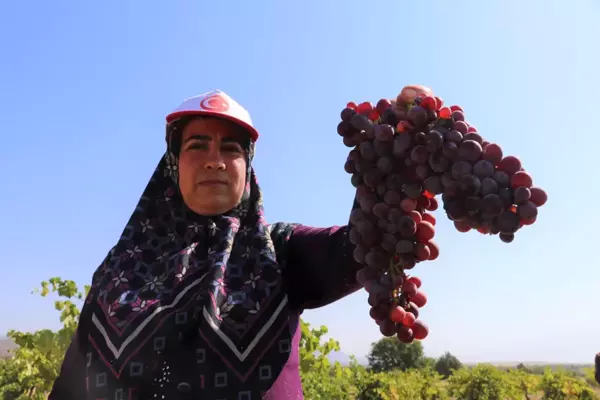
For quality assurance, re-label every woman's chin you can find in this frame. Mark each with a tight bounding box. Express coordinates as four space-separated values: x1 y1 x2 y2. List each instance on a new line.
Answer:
187 199 234 217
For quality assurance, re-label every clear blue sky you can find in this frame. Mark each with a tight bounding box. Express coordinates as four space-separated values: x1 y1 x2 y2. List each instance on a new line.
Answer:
1 0 598 364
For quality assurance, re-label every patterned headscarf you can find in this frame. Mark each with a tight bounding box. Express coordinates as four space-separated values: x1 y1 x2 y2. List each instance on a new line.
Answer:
76 117 297 398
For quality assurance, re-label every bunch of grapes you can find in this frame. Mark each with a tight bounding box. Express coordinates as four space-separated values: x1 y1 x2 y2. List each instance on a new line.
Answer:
338 87 547 343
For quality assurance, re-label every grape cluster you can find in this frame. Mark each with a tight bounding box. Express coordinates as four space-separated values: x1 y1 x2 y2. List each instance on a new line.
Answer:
338 88 547 343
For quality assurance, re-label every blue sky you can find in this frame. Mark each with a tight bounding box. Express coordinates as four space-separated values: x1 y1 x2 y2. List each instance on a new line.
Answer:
1 0 599 364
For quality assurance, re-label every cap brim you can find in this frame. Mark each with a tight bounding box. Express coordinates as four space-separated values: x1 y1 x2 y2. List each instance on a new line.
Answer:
166 110 259 142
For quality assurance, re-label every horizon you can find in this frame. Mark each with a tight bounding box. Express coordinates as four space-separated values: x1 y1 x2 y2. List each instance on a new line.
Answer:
1 0 599 364
0 337 594 367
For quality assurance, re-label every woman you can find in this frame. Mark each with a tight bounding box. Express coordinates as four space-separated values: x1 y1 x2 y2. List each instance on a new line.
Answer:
50 86 429 399
596 353 600 384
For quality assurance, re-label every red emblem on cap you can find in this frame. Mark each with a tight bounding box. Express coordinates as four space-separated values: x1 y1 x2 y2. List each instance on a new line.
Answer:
200 94 230 112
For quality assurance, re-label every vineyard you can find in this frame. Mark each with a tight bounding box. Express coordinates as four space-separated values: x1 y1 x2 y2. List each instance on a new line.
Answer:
0 277 598 400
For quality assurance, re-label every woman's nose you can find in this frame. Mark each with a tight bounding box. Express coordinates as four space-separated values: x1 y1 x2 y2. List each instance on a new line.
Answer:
203 140 227 170
204 147 226 170
204 159 226 170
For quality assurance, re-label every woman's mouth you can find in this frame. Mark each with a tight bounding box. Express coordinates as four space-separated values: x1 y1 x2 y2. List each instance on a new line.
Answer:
198 180 228 186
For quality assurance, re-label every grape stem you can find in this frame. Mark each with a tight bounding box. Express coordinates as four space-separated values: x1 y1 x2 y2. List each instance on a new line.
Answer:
388 256 406 305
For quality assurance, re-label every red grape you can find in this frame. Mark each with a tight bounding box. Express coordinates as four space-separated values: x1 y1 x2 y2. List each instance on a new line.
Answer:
482 143 503 165
459 140 483 162
414 243 431 261
396 240 415 254
422 213 436 226
397 326 414 343
337 90 545 345
376 99 392 113
453 120 469 134
473 160 495 178
498 156 522 176
421 96 436 110
389 306 407 323
357 101 373 115
451 110 465 121
375 124 395 141
427 197 439 211
407 276 422 288
416 221 435 242
400 197 417 212
407 106 429 127
402 281 418 297
452 161 472 179
518 201 538 221
529 187 547 207
453 220 471 233
412 291 427 308
499 233 514 243
513 187 531 204
408 210 423 224
379 320 397 337
481 177 498 196
403 312 416 327
439 107 452 119
463 132 483 144
511 171 533 189
426 241 439 260
411 320 429 340
493 170 510 187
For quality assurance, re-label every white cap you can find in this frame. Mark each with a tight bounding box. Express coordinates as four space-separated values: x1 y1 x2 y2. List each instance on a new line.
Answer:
166 89 259 142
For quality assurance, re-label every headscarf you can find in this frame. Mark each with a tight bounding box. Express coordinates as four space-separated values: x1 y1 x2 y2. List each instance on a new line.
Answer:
76 116 299 398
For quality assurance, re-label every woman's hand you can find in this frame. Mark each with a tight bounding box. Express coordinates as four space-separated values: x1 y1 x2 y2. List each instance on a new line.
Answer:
394 85 435 107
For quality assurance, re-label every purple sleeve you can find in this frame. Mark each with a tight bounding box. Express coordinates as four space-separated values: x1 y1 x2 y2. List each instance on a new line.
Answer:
283 224 362 310
48 334 86 399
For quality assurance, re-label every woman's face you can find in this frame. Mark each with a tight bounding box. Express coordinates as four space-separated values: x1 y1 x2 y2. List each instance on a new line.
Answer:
178 117 248 216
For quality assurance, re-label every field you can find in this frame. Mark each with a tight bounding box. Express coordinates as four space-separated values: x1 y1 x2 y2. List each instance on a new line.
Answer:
2 279 598 399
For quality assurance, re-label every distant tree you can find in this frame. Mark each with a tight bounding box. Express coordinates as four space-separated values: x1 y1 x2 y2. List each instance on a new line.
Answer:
367 337 425 372
422 356 436 370
517 363 532 373
434 352 463 378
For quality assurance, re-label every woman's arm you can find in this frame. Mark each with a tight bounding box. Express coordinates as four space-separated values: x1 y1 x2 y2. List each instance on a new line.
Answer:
48 333 86 399
283 220 362 310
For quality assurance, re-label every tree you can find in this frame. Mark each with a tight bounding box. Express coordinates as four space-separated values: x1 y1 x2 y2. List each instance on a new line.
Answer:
298 320 362 399
517 362 532 373
539 368 598 400
0 277 88 400
583 367 600 389
447 364 520 400
298 320 339 374
507 368 541 400
356 368 448 400
367 337 425 372
434 351 463 378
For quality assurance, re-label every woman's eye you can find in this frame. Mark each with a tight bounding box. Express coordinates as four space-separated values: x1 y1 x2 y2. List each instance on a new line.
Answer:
223 145 243 153
187 143 208 151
